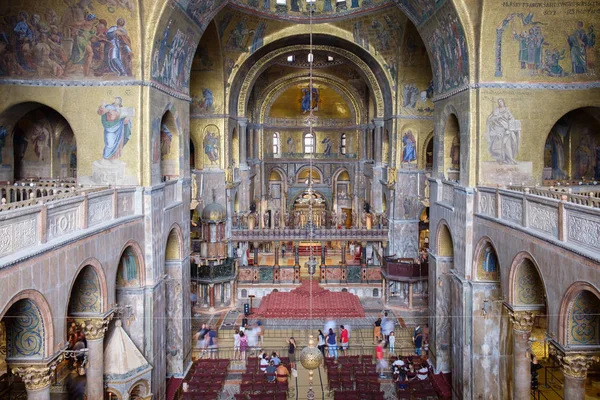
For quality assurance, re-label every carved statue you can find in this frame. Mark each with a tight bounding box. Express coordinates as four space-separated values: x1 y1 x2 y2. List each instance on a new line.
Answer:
191 174 198 201
263 211 269 228
274 210 280 228
351 211 357 227
321 210 328 228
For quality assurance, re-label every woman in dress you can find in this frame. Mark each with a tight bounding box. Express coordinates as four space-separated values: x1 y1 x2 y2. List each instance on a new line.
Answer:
239 331 249 361
233 329 241 360
317 329 326 356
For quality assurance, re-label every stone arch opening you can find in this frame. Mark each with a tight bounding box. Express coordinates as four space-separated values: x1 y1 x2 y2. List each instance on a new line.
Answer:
0 103 77 186
473 237 500 282
559 283 600 347
159 110 179 182
444 113 460 181
436 222 454 258
68 265 104 315
543 107 600 182
165 226 183 261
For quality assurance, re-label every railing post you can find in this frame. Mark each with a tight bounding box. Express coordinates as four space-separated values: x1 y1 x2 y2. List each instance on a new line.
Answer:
112 189 118 219
522 188 530 227
558 194 567 242
81 193 89 230
495 185 501 219
39 204 47 244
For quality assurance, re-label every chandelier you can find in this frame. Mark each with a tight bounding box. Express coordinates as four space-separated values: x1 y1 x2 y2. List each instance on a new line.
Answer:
298 3 324 397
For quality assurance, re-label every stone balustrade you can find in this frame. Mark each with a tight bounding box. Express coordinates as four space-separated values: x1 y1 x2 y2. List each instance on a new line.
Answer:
0 186 104 212
506 185 600 208
230 227 388 242
477 186 600 255
0 187 138 260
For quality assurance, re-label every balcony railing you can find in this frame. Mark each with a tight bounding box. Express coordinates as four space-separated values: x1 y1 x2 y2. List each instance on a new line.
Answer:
477 186 600 255
230 227 389 241
191 258 236 282
383 257 429 281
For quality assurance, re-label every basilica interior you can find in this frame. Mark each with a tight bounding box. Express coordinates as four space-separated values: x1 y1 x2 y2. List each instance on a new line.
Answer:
0 0 599 399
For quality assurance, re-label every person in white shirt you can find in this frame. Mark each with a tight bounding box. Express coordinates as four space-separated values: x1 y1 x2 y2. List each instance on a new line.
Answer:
389 331 396 353
260 352 269 373
233 329 241 360
317 329 326 356
417 365 429 380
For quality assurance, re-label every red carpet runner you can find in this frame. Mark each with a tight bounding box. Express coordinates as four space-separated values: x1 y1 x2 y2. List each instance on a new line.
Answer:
256 280 365 319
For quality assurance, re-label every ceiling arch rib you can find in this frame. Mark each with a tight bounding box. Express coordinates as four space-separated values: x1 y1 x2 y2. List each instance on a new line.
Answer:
233 43 387 118
258 74 364 126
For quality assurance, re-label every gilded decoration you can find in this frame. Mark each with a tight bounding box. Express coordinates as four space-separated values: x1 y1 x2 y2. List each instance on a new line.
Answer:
567 290 600 346
237 45 385 117
508 309 539 333
514 259 544 306
69 266 101 314
117 246 140 288
260 76 362 125
551 352 600 379
74 314 113 341
5 299 44 359
487 1 599 83
12 363 55 391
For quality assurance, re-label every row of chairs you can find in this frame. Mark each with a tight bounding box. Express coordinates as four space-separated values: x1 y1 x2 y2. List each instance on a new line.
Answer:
329 372 381 393
333 390 385 400
240 380 288 394
234 393 287 400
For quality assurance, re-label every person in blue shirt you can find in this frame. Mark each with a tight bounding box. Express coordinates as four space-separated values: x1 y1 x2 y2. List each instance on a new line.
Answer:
327 328 337 359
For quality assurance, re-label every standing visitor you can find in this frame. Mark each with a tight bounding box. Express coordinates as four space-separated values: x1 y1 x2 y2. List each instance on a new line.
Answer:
340 325 349 356
287 337 297 370
413 326 423 356
317 329 326 356
389 331 396 354
376 340 387 378
233 329 241 360
239 331 249 361
373 317 382 344
327 328 338 359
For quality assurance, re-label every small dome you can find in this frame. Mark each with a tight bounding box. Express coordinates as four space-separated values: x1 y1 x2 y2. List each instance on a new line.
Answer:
201 190 226 221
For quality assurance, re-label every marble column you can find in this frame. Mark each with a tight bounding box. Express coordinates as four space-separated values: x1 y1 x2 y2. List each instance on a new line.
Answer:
274 242 280 267
209 283 215 311
373 119 384 166
341 242 347 266
361 241 367 267
361 126 368 160
248 127 254 160
76 315 112 400
553 351 599 400
408 283 413 310
508 309 538 400
321 242 326 266
253 243 259 267
11 363 54 400
239 118 248 168
294 242 300 267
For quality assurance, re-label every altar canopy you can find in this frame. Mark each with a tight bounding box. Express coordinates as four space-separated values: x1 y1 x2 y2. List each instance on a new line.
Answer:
256 280 365 318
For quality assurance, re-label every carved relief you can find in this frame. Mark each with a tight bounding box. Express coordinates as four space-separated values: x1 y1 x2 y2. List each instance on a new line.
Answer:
442 183 454 205
47 209 79 241
528 203 558 235
0 225 13 257
554 353 599 379
500 198 522 223
568 214 600 249
478 192 496 217
88 199 112 227
12 364 54 391
508 309 538 333
0 219 37 257
74 315 113 341
118 193 135 217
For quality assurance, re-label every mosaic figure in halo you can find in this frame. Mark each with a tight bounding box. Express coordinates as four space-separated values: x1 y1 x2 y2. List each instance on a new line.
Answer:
566 21 592 74
301 86 319 113
402 130 416 163
98 97 133 160
203 131 219 164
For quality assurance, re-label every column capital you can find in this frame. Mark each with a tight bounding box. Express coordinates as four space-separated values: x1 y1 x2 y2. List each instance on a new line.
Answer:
507 308 538 333
372 118 384 128
73 312 114 340
238 117 248 127
11 362 56 391
549 346 599 379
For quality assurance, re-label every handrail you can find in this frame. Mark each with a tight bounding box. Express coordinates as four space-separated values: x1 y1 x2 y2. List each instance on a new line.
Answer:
0 186 108 212
505 185 600 208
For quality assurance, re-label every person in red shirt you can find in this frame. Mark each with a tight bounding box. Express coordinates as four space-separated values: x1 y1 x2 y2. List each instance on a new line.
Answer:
340 325 349 356
376 340 387 378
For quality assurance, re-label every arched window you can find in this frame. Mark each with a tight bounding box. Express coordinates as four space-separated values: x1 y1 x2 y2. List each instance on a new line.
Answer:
304 132 315 154
340 133 347 155
273 132 279 155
